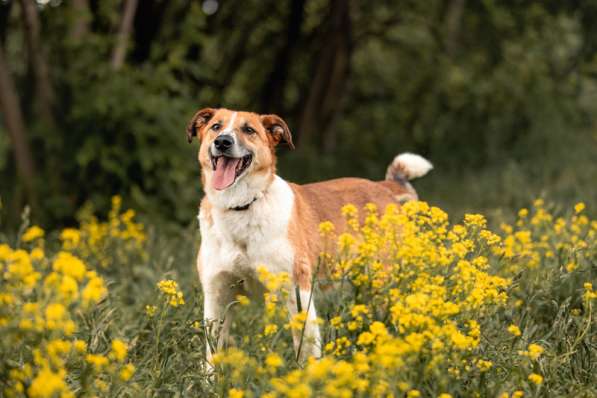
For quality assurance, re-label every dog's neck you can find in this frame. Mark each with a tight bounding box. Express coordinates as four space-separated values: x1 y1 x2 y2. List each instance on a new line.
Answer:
229 196 258 211
203 170 275 211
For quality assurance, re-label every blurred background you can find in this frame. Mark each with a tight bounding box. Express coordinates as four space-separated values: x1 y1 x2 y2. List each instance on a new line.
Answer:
1 0 596 228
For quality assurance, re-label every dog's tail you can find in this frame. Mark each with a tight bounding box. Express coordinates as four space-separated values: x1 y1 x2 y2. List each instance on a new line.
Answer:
385 153 433 201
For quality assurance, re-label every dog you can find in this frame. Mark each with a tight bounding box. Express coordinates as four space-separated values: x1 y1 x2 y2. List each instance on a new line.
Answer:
186 107 432 364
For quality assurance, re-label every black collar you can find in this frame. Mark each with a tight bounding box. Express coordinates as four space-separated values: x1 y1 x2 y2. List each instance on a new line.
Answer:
229 197 258 211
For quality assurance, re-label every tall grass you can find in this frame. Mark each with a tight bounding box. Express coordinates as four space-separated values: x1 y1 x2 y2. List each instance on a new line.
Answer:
0 198 595 397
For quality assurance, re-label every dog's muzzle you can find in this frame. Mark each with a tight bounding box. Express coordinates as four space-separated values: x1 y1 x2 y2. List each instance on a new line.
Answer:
213 134 234 153
209 134 253 191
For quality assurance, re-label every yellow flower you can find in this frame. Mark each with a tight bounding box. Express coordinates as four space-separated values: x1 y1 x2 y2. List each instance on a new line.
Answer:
45 303 66 324
527 343 544 360
265 353 284 370
236 294 250 306
120 363 135 381
370 321 388 337
464 214 487 228
507 324 521 337
82 276 107 305
319 221 335 235
30 247 44 260
476 359 493 372
110 339 128 361
145 305 157 317
27 367 69 398
59 275 79 301
264 323 278 336
85 354 109 369
341 204 358 218
357 331 375 345
574 202 585 214
518 208 528 218
59 228 81 249
528 373 543 385
73 340 87 353
52 252 87 281
22 226 45 242
157 279 185 307
351 304 369 318
512 391 524 398
228 388 244 398
519 343 544 360
584 283 597 300
565 262 577 272
438 394 453 398
288 311 308 330
407 389 421 398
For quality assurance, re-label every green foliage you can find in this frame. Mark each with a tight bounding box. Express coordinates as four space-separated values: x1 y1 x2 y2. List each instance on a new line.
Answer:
0 0 596 227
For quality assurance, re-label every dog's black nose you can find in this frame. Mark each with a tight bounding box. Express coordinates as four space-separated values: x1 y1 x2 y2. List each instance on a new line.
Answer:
214 134 234 151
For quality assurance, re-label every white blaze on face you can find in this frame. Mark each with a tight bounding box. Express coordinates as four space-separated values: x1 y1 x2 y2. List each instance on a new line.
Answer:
222 112 237 136
212 112 241 191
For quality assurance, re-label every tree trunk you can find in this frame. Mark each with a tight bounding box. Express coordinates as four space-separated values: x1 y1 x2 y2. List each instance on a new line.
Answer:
260 0 306 113
0 1 13 45
19 0 55 125
0 46 36 204
111 0 139 70
131 0 170 64
297 0 352 149
70 0 90 40
444 0 466 56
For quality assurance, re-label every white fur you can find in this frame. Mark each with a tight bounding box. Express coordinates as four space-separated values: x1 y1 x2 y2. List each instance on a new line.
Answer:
223 111 237 133
392 152 433 180
199 175 295 281
199 176 321 363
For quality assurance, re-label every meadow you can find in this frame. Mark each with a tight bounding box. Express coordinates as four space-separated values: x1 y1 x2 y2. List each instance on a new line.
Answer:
2 1 597 396
0 196 595 398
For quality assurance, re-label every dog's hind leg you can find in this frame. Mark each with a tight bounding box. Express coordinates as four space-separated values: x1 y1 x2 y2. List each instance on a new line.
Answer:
287 285 322 363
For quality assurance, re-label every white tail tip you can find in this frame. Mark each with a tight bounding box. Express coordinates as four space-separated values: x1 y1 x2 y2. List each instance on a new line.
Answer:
386 153 433 181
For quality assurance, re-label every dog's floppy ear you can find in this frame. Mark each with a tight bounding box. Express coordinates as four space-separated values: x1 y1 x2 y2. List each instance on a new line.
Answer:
186 108 216 143
260 114 295 149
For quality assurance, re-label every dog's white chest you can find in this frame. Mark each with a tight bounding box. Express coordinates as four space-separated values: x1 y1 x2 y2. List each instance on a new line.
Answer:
199 176 295 280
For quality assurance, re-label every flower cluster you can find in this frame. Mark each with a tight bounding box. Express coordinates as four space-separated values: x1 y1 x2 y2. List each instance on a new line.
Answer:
0 228 135 397
4 198 594 397
59 196 146 269
157 279 185 307
211 200 595 397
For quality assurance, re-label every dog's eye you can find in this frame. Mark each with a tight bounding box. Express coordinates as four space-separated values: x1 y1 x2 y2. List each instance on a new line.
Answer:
242 126 255 135
211 123 221 131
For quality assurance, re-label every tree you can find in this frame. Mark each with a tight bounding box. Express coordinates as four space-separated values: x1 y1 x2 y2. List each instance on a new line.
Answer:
0 45 36 205
297 0 352 149
19 0 55 126
70 0 90 41
112 0 139 70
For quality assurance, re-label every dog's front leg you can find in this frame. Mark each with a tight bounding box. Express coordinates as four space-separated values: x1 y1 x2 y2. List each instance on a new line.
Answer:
202 285 233 365
199 253 237 371
286 285 322 363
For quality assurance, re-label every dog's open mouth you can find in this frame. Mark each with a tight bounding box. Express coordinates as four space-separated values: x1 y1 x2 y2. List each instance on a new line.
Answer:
211 154 252 190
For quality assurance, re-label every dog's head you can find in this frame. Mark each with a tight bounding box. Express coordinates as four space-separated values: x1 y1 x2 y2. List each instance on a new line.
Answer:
187 108 294 194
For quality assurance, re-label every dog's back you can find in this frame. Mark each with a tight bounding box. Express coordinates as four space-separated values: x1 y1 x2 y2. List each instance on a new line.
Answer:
290 152 433 235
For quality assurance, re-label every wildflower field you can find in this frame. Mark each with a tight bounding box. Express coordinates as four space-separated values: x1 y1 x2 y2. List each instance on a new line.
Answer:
0 197 595 398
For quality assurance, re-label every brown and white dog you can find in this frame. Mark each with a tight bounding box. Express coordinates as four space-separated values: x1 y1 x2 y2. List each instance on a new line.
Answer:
187 108 432 364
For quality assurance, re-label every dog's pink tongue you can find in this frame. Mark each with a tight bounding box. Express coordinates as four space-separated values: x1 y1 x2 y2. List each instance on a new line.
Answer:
213 157 240 190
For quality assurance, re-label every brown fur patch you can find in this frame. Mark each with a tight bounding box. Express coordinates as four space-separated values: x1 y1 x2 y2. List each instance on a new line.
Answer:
289 178 408 283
